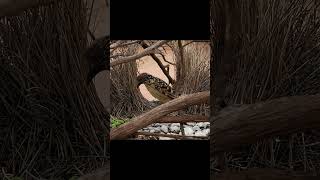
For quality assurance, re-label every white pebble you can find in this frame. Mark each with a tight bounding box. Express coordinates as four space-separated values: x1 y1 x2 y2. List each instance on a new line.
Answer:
161 125 169 133
202 129 210 136
203 122 210 128
192 125 201 132
197 122 205 128
184 126 194 136
169 125 180 133
194 131 206 136
150 129 155 133
153 127 161 133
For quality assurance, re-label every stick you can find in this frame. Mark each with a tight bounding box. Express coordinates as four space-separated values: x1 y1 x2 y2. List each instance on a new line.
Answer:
110 40 169 67
111 91 209 140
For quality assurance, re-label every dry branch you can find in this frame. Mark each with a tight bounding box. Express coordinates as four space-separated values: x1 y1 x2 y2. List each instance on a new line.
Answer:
139 41 175 84
211 93 320 156
110 40 169 67
111 91 209 140
0 0 56 17
182 41 195 47
110 40 141 49
160 54 175 65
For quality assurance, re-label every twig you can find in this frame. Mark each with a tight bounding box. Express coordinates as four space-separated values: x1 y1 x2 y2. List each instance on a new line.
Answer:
302 132 307 172
110 40 141 49
159 53 176 65
178 40 185 136
289 135 293 170
182 40 195 47
139 41 176 88
87 0 95 28
110 54 127 59
88 28 96 41
25 171 41 180
1 168 11 180
110 40 123 54
111 40 169 67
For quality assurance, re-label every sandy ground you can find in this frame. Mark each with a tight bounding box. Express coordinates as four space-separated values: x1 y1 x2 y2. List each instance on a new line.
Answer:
137 47 176 101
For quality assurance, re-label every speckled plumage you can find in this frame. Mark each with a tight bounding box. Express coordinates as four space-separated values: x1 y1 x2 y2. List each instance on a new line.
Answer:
137 73 175 103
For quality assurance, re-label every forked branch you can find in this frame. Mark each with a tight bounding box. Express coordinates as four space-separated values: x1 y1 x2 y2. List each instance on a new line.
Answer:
110 40 169 67
139 41 175 85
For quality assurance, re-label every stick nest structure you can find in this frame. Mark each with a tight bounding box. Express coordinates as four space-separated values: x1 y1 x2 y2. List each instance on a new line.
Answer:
0 1 109 179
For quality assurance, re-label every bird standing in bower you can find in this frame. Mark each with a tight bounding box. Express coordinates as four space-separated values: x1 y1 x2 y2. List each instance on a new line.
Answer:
137 73 175 103
137 73 186 136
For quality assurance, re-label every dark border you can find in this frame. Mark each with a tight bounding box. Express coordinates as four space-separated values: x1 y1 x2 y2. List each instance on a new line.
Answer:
110 0 210 40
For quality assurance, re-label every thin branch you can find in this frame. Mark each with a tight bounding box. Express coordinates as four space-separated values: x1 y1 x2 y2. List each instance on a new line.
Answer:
175 40 184 88
110 40 123 54
182 40 195 47
139 41 175 84
178 40 185 70
87 0 95 28
159 52 176 65
110 54 127 59
88 28 96 41
110 40 141 49
177 40 186 136
111 91 209 140
110 40 169 67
